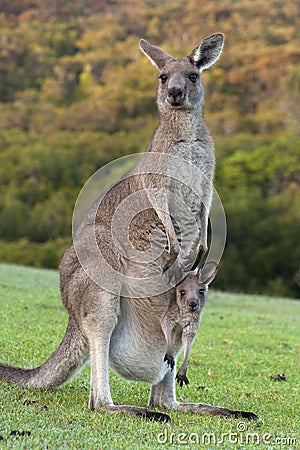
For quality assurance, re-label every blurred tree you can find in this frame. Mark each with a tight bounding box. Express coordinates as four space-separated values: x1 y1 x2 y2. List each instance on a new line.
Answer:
0 0 299 297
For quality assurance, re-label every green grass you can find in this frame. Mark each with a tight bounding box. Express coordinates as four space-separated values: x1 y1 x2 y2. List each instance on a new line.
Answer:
0 264 299 449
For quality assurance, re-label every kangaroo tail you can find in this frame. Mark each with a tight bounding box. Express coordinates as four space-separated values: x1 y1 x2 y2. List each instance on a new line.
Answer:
0 316 89 389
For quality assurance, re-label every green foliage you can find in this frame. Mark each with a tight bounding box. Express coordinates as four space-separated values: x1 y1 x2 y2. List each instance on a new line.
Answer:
0 0 299 297
0 265 299 449
0 239 70 269
214 133 300 297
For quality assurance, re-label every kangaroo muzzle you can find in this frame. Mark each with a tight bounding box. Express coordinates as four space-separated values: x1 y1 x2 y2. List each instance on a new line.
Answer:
167 85 185 106
188 300 199 312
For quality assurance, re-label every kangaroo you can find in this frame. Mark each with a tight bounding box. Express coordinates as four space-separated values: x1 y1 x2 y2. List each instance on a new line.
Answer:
0 35 258 423
162 261 218 389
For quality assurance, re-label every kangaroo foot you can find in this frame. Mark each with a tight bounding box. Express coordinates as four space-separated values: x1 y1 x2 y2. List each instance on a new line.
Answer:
231 410 259 421
106 405 171 423
176 402 258 420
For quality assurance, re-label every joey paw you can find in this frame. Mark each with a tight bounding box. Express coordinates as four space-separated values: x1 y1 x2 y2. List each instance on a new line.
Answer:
176 372 189 388
164 354 175 371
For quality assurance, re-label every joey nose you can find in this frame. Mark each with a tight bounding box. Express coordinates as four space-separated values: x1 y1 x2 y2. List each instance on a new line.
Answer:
188 301 199 311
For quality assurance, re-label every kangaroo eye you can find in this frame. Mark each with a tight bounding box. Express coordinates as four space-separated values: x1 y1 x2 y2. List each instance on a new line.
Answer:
189 73 198 83
198 289 205 296
159 74 168 84
180 290 186 297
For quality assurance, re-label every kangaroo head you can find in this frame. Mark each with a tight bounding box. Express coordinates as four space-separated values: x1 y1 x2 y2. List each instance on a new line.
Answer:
176 261 218 312
140 34 224 112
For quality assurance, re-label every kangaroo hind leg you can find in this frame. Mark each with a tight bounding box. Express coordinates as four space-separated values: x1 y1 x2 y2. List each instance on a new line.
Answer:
81 289 171 422
80 289 119 409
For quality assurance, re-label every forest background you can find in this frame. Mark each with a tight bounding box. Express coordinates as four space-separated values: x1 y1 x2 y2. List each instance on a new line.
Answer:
0 0 299 298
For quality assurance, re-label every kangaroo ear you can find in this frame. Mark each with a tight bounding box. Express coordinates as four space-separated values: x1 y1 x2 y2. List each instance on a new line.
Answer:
199 261 218 285
187 33 224 71
140 39 176 70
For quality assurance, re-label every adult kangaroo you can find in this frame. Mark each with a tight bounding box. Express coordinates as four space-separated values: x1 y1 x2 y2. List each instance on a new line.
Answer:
0 34 258 423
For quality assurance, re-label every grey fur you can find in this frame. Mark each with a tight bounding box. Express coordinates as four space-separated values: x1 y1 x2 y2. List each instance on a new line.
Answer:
0 35 258 422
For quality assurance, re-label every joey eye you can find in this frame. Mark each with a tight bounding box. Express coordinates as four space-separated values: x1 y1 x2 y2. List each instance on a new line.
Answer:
180 290 186 297
159 74 168 84
189 73 198 83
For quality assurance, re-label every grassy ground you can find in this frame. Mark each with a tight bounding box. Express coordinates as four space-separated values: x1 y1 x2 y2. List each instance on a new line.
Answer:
0 264 299 449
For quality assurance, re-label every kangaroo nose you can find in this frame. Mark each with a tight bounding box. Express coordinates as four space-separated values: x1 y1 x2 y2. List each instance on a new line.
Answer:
188 301 199 311
168 86 183 104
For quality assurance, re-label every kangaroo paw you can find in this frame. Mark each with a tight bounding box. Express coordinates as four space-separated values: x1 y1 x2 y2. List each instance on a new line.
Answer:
176 372 189 388
164 354 175 371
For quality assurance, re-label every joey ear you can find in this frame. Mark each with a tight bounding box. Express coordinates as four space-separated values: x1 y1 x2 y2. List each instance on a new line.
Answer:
199 261 218 285
188 33 224 71
139 39 176 70
190 268 199 277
